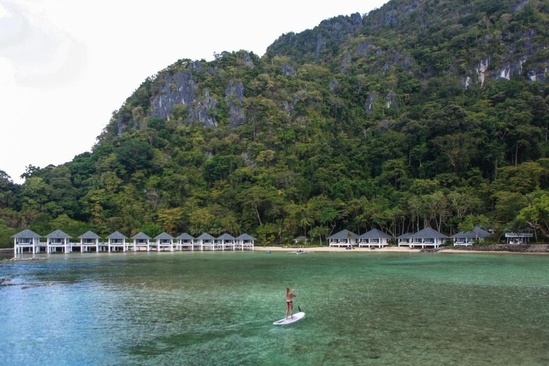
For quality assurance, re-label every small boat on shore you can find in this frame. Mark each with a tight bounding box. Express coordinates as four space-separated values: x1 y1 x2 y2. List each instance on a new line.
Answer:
289 250 313 255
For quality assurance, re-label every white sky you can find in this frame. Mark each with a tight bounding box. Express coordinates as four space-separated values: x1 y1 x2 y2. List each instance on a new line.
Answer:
0 0 389 183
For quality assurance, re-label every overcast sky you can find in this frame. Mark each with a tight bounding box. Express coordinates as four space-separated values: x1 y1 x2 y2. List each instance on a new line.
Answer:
0 0 389 183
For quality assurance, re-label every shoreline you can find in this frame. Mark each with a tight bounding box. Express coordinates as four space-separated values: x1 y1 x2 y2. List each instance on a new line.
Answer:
262 246 421 253
3 245 549 257
261 244 549 255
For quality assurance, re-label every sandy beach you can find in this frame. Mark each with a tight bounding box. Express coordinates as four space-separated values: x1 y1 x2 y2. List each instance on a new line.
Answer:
260 245 549 254
262 246 421 253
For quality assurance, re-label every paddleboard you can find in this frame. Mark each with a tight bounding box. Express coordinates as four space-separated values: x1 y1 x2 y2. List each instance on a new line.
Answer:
273 311 305 325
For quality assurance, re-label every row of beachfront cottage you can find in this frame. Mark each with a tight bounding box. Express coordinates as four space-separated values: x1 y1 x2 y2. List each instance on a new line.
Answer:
326 226 532 249
11 229 256 255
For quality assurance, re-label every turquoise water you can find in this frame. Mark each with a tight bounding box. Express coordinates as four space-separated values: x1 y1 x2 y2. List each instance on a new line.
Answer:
1 251 549 365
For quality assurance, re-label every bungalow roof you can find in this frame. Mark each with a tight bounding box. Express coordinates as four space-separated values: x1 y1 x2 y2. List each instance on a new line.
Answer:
359 228 392 239
452 226 491 239
78 230 100 239
236 234 255 240
473 226 491 237
328 229 358 240
217 233 235 240
451 231 478 239
131 232 150 240
410 227 448 239
108 231 128 239
155 232 174 240
196 233 215 240
11 229 42 239
176 233 194 240
46 229 72 239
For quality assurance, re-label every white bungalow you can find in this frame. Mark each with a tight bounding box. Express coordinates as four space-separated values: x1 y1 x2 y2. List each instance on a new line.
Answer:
505 230 534 244
79 231 101 252
328 229 358 248
293 236 309 244
216 233 235 250
46 229 73 253
154 232 175 252
107 231 128 252
235 234 255 251
131 232 151 252
175 233 195 251
452 226 491 246
196 233 216 251
358 228 392 248
12 229 43 255
397 232 412 247
408 227 449 249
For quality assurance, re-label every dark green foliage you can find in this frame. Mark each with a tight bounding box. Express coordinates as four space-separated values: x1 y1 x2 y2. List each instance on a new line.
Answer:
203 155 242 183
114 139 154 177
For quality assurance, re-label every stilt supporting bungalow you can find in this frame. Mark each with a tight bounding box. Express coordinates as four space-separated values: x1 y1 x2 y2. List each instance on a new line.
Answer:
107 231 128 252
131 232 150 252
235 234 255 250
46 230 73 254
216 233 236 251
176 233 194 251
12 229 43 255
197 233 215 251
154 232 174 252
79 231 101 253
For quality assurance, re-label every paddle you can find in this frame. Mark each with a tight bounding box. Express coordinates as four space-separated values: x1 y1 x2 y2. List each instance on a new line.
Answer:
294 289 303 313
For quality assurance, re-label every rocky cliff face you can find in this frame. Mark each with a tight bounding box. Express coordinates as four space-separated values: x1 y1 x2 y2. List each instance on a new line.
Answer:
110 54 253 136
105 0 548 139
149 60 248 129
150 70 199 121
269 0 547 85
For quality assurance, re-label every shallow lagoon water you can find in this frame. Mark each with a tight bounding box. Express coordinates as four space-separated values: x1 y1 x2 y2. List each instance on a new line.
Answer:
1 251 549 365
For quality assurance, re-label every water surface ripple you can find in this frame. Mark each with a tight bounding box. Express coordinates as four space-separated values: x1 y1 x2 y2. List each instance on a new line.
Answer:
1 252 548 365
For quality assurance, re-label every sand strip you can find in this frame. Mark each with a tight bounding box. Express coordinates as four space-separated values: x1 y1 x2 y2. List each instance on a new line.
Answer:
260 246 549 255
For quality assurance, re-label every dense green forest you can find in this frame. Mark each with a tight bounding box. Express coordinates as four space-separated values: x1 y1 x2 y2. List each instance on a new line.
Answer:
2 0 549 246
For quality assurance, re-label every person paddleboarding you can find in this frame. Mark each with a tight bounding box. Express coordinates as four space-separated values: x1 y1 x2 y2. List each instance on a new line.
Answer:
286 287 297 319
273 288 304 325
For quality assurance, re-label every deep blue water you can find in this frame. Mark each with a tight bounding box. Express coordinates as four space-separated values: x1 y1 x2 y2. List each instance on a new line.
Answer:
1 251 549 365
